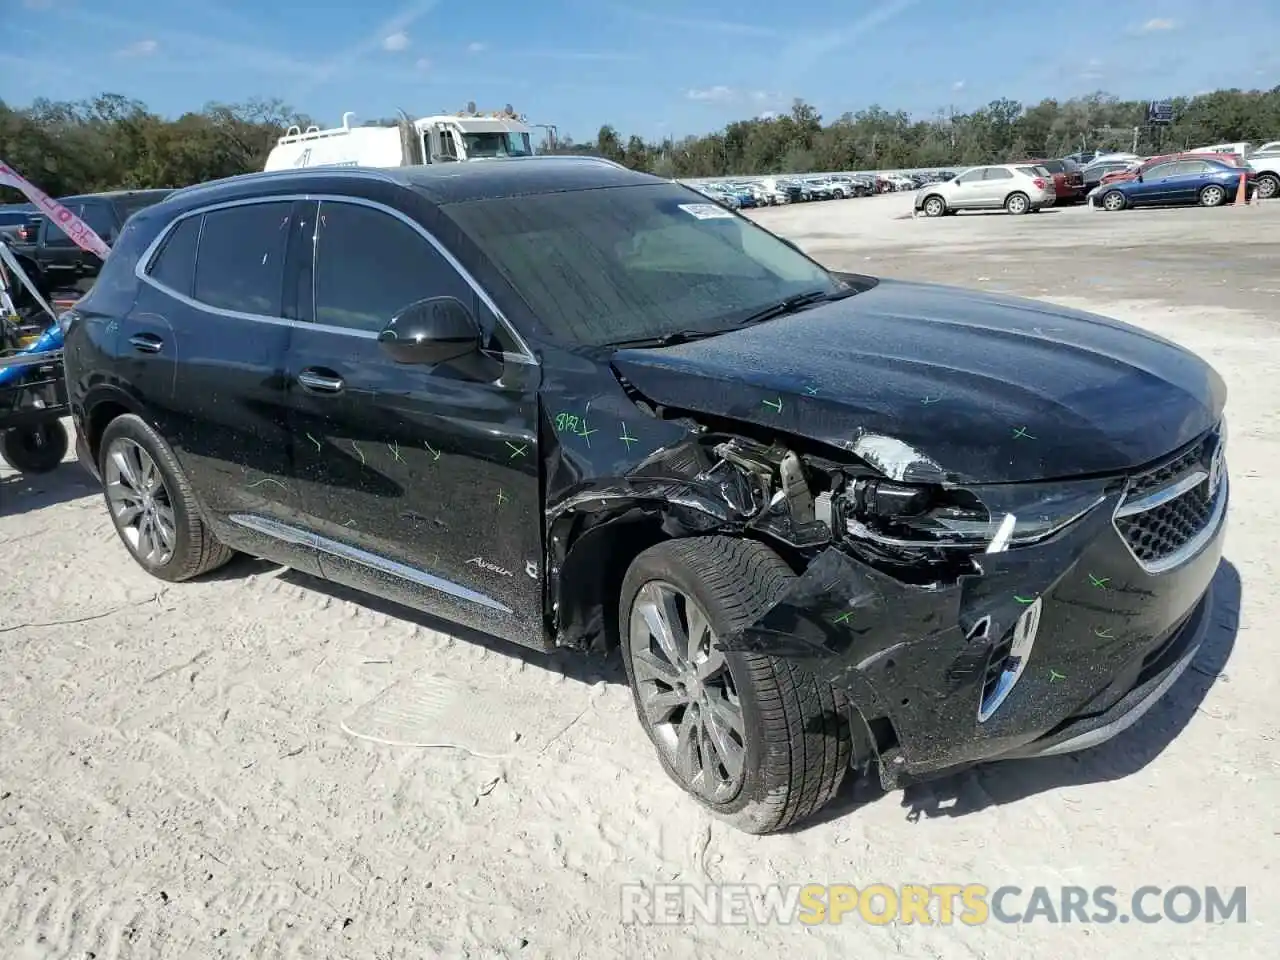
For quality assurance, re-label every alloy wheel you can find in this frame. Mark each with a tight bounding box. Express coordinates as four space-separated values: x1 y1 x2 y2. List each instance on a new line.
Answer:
1006 194 1028 214
924 197 944 217
104 437 177 566
1201 185 1225 207
628 580 747 803
1103 191 1125 211
1258 175 1278 200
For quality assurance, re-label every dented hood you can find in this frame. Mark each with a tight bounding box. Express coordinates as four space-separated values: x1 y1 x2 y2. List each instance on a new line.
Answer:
611 278 1225 483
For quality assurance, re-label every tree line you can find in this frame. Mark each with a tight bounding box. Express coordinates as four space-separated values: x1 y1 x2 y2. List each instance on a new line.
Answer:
2 86 1279 201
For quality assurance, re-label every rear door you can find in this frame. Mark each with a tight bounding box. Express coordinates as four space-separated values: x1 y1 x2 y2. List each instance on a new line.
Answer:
128 198 318 573
1167 160 1213 203
283 196 546 648
982 166 1016 206
36 202 86 287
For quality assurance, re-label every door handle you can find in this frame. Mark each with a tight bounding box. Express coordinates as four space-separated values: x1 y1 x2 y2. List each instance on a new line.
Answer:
298 368 345 393
128 333 163 354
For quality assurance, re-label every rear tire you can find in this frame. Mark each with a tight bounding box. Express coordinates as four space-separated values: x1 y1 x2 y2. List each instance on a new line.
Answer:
620 536 852 835
98 413 235 581
1199 183 1227 207
1004 192 1030 215
1256 172 1279 201
0 422 68 474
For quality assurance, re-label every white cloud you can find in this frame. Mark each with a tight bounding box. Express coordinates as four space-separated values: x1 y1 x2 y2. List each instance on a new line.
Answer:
116 39 159 57
295 0 441 96
467 41 487 53
383 31 410 52
686 86 736 103
757 110 779 120
415 57 431 70
952 80 965 91
1080 56 1104 80
1139 17 1177 32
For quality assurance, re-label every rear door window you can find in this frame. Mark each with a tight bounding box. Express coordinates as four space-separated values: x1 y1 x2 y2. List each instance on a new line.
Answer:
192 201 292 317
43 204 82 246
984 168 1014 180
78 202 117 242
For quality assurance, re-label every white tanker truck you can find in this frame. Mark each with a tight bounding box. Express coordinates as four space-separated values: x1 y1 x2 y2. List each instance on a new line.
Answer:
264 104 536 171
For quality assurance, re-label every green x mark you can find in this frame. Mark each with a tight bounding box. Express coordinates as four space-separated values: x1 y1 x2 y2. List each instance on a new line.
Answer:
1012 426 1036 440
350 439 366 465
1048 668 1066 683
762 397 783 413
1093 627 1114 639
305 432 321 453
424 441 442 461
619 423 638 451
388 441 405 463
1088 574 1110 589
496 489 509 506
1014 594 1037 604
505 441 528 459
832 611 854 624
921 396 941 405
804 386 819 396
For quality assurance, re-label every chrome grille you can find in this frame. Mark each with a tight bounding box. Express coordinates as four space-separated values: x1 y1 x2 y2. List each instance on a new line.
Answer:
1114 426 1226 573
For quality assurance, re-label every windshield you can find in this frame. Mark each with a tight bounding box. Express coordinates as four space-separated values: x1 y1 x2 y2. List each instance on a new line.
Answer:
445 183 841 347
462 131 534 158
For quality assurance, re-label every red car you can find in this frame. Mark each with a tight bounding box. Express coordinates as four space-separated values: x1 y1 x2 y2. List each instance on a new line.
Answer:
1013 158 1086 202
1100 152 1245 187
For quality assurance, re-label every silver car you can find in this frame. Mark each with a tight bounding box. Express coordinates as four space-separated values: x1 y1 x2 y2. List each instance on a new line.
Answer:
914 164 1055 216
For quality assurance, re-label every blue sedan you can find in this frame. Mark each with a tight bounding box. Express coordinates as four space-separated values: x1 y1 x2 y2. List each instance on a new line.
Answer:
1091 157 1255 210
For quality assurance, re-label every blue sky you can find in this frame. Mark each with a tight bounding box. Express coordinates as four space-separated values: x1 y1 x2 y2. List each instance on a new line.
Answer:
6 0 1279 143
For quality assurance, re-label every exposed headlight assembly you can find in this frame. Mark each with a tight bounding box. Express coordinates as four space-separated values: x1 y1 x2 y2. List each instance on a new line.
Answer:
844 477 1115 553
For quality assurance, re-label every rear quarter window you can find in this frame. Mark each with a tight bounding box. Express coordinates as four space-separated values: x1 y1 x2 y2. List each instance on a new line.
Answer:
147 216 202 297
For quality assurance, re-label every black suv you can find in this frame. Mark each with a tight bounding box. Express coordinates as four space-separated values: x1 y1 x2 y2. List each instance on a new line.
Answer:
63 158 1228 833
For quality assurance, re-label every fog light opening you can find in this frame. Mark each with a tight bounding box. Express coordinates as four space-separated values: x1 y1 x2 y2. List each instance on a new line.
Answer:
977 597 1042 722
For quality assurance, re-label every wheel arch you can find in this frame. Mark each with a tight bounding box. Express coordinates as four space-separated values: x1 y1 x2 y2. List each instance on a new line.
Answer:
80 384 143 466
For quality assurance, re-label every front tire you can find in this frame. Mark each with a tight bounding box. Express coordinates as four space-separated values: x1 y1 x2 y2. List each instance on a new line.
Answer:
921 195 946 218
620 537 852 834
1004 192 1030 215
98 414 234 581
1101 189 1127 212
0 422 68 474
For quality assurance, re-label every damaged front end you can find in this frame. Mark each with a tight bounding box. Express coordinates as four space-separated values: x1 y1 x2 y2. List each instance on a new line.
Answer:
546 380 1224 790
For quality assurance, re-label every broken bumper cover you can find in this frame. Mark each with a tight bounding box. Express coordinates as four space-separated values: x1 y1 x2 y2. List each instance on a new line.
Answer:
720 481 1227 789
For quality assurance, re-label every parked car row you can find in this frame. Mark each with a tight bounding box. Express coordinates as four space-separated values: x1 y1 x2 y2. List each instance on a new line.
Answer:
688 169 958 209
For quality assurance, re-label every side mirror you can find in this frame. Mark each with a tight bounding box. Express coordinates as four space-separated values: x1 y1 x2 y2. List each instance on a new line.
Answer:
378 296 481 365
1136 174 1144 182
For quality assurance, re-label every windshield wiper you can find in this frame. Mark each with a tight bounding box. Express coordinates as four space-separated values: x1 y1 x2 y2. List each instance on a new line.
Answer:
736 288 855 328
606 329 727 349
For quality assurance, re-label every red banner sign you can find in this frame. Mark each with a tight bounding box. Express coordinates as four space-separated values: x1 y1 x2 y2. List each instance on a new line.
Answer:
0 159 112 261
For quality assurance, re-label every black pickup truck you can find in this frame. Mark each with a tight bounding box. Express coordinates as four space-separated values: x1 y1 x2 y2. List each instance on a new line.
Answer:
3 189 172 297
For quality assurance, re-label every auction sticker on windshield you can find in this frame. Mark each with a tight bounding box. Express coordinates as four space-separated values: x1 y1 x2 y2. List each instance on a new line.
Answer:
678 203 736 219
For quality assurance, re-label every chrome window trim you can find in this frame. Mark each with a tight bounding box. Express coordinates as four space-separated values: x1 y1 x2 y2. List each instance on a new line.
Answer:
228 514 513 613
134 191 538 364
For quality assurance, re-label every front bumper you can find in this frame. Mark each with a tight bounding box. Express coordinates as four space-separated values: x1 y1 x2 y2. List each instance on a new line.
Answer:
722 458 1228 789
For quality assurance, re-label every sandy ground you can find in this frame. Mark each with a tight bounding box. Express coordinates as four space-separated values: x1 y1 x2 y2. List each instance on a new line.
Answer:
2 192 1277 959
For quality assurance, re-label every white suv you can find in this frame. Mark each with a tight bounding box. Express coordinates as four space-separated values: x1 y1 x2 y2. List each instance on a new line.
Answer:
914 164 1055 216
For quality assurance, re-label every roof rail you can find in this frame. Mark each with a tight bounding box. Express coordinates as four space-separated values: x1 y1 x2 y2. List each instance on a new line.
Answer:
170 165 401 201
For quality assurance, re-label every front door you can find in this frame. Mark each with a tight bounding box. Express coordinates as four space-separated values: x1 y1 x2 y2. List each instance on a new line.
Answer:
282 197 546 648
126 198 319 575
950 167 990 208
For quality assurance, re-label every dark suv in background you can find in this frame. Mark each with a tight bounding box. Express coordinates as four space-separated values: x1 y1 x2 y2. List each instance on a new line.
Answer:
63 158 1228 834
6 189 171 297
